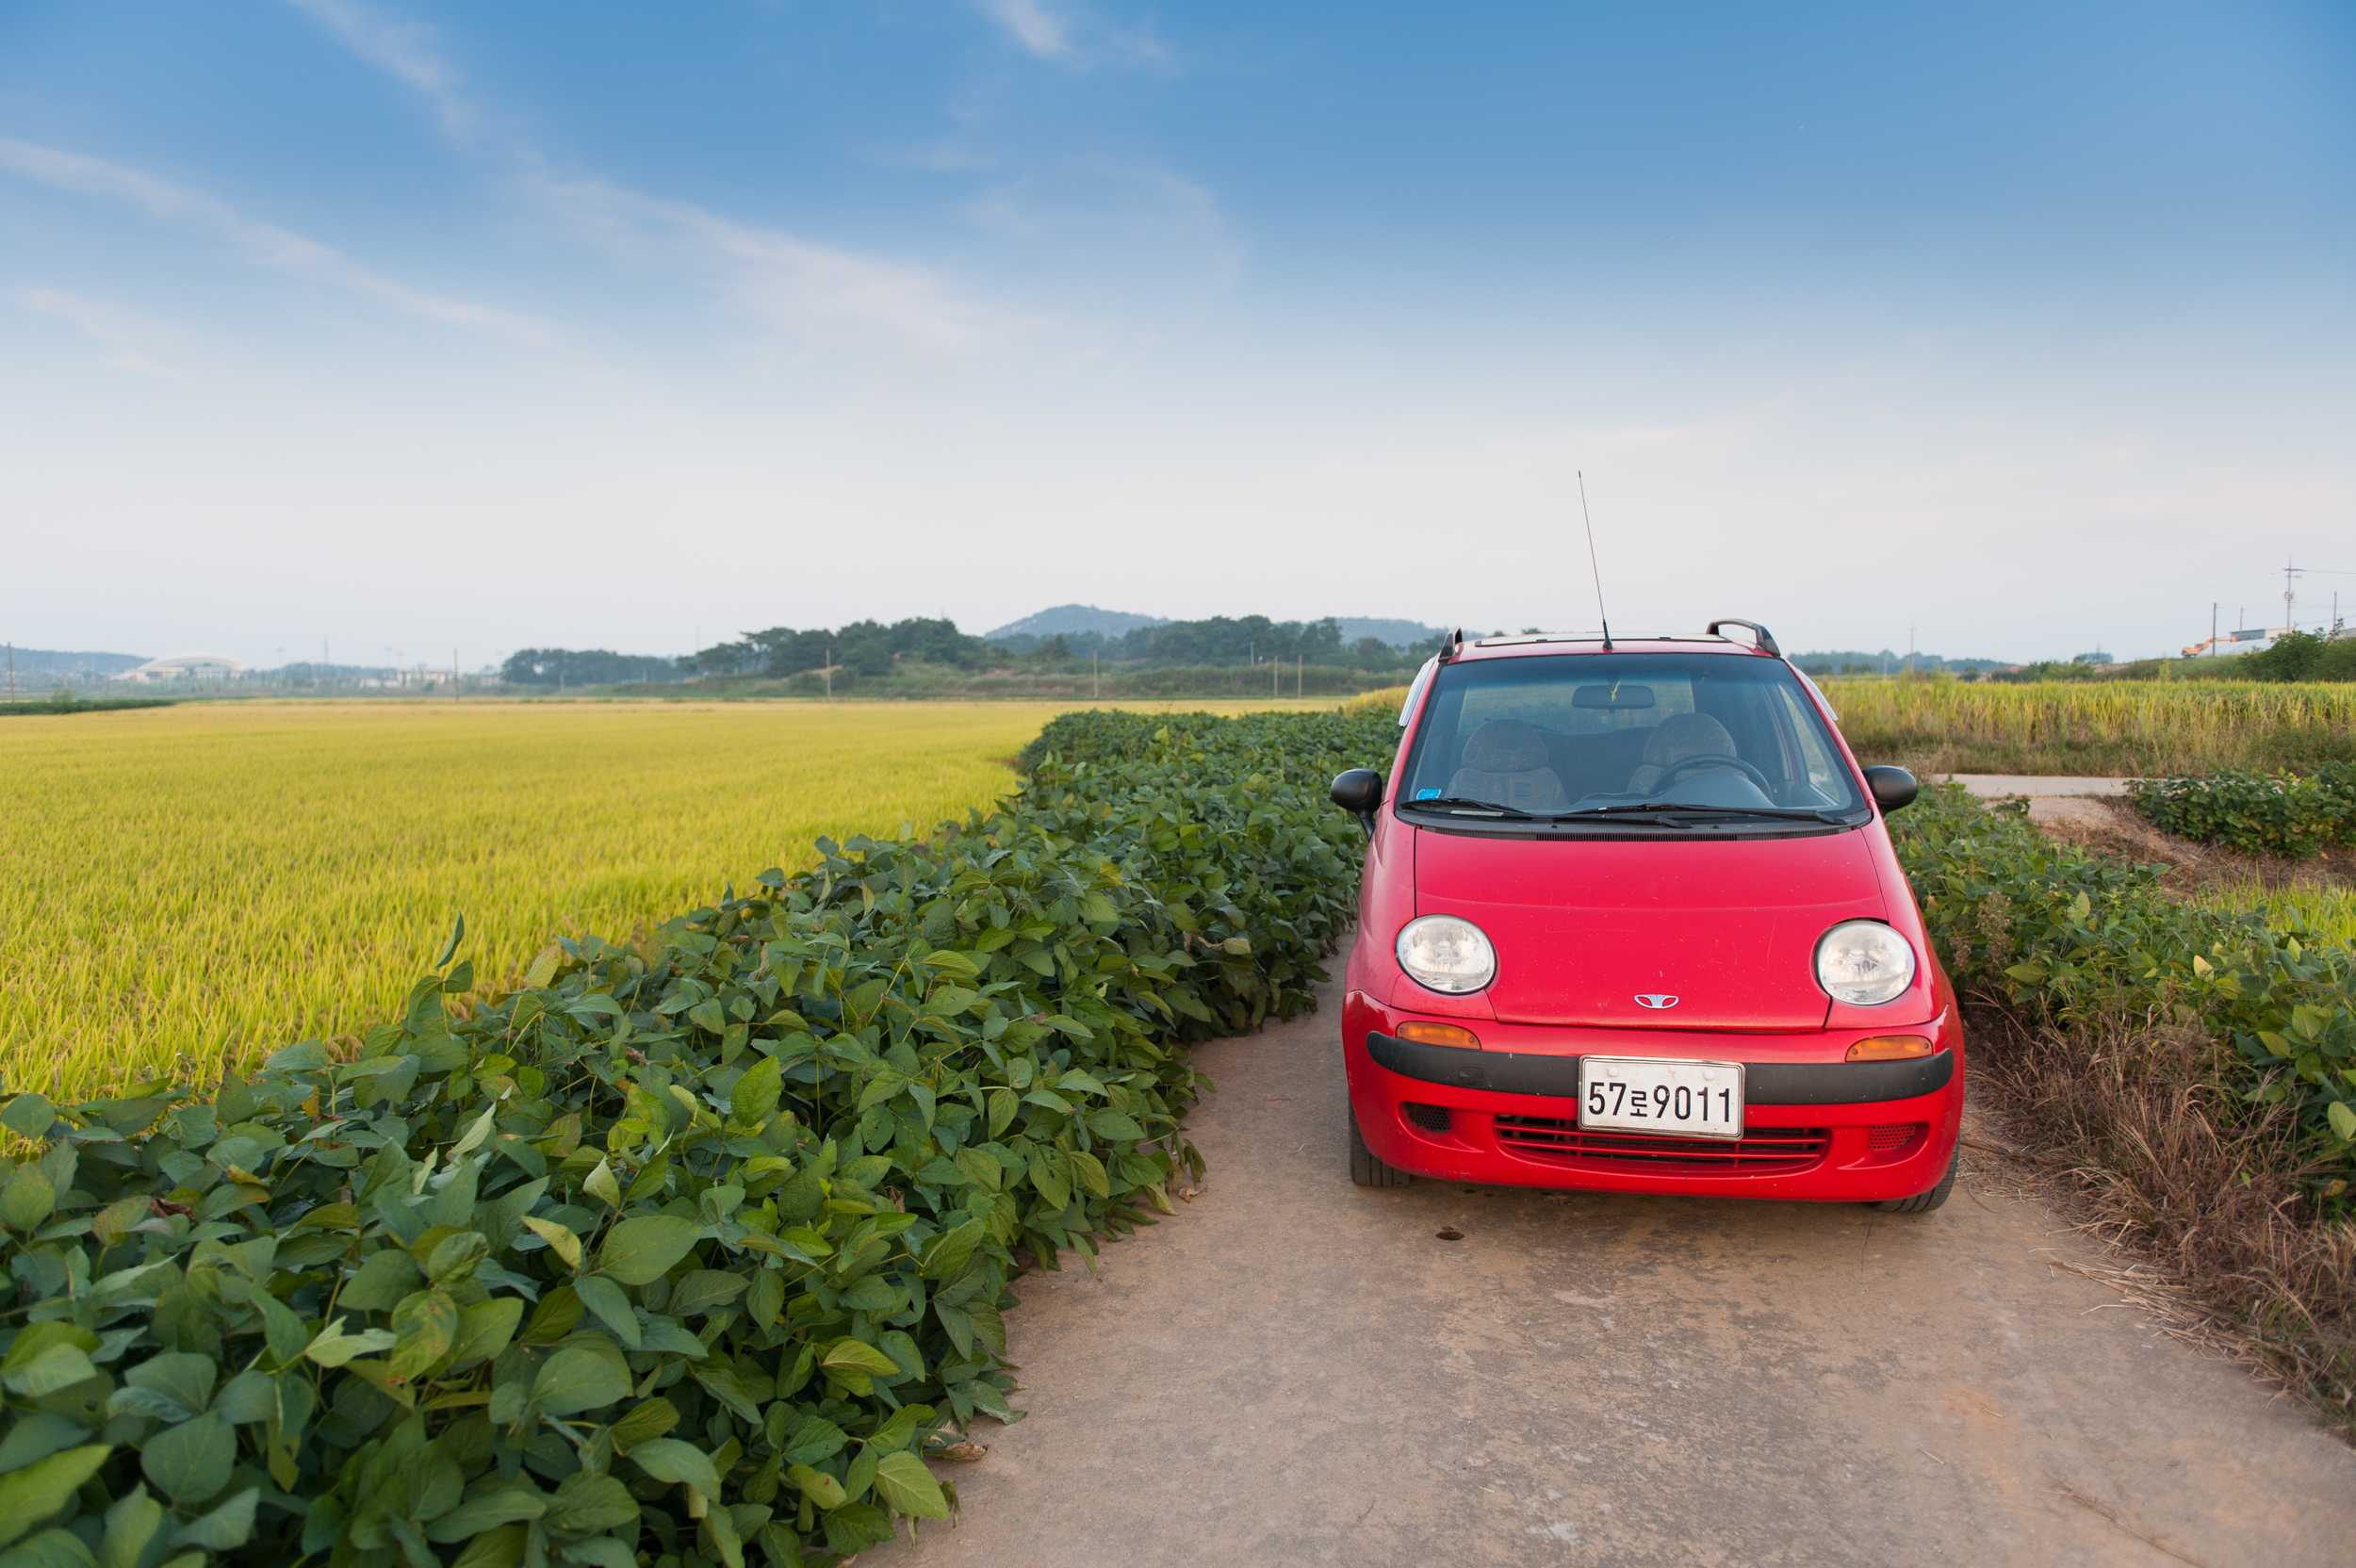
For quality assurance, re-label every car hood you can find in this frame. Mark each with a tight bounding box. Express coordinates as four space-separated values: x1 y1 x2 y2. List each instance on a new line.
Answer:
1414 827 1889 1030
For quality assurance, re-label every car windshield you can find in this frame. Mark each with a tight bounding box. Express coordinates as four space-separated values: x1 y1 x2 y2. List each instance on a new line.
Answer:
1396 651 1864 819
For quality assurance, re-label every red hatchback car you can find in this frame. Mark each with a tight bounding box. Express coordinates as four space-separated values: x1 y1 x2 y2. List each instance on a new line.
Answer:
1330 621 1962 1212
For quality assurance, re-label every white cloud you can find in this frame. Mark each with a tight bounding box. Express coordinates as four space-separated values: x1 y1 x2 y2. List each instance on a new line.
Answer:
978 0 1073 60
286 0 1038 356
11 288 186 378
0 139 548 342
524 169 1013 353
970 0 1170 71
282 0 483 143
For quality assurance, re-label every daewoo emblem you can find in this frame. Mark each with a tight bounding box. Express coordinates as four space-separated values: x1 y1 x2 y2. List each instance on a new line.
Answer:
1634 994 1679 1009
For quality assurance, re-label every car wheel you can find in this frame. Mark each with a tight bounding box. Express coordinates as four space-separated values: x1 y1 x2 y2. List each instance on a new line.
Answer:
1350 1107 1411 1187
1873 1147 1959 1213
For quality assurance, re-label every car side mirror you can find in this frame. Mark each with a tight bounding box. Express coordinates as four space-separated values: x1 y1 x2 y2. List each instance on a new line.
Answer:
1330 769 1384 831
1861 765 1918 813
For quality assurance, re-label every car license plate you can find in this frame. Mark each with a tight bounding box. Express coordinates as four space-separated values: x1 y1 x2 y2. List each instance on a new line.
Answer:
1578 1056 1745 1139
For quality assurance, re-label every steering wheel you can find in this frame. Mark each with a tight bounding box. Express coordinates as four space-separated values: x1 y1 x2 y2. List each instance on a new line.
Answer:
1653 753 1776 795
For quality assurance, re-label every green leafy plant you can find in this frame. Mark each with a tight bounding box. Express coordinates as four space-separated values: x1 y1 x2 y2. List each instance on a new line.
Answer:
2128 763 2356 859
0 708 1397 1567
1892 783 2356 1160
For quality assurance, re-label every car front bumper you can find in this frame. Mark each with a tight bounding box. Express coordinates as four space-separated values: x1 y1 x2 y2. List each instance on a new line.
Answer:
1343 991 1966 1202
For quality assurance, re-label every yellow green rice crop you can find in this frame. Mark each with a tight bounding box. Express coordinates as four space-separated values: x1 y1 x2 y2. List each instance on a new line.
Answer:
2199 876 2356 954
1826 678 2356 775
0 701 1082 1096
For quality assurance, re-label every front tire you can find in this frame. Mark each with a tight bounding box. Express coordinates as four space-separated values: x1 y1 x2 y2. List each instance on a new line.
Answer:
1350 1107 1411 1187
1873 1147 1959 1213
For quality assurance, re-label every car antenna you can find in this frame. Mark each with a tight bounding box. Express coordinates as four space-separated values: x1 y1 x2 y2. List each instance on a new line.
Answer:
1578 469 1614 650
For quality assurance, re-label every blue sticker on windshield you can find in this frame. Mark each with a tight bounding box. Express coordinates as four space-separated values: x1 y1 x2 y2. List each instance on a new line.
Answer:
1416 788 1440 800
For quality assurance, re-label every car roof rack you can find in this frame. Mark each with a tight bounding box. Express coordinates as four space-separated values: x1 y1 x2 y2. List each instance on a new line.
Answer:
1705 619 1780 657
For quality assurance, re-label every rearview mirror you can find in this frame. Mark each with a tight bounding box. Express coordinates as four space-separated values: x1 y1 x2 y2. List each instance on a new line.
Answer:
1861 766 1918 813
1330 769 1383 831
1573 684 1655 709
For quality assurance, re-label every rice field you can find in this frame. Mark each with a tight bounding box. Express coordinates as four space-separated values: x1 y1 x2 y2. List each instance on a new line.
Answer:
1824 678 2356 775
0 700 1137 1097
2200 877 2356 953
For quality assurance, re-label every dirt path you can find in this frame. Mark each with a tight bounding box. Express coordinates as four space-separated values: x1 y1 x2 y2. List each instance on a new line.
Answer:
871 945 2354 1567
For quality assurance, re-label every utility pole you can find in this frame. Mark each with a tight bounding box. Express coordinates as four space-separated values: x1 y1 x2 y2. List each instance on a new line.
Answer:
2283 556 2305 633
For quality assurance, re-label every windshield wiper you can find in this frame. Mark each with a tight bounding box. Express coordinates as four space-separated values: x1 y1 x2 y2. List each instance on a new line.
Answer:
1543 803 1856 824
1399 795 1535 819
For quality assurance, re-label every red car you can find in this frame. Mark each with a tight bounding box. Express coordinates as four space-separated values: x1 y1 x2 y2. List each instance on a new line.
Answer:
1329 621 1961 1212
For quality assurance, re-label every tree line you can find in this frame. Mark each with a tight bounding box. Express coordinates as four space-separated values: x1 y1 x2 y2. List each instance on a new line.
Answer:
501 615 1443 687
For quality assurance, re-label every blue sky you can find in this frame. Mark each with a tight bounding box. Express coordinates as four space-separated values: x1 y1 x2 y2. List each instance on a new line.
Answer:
4 0 2352 666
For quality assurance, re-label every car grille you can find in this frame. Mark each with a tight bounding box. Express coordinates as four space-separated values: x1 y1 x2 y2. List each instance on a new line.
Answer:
1402 1102 1452 1133
1869 1122 1927 1152
1494 1117 1831 1174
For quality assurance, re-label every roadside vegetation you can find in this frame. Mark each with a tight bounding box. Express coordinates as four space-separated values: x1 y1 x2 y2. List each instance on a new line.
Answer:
2129 763 2356 858
1891 785 2356 1432
0 707 1397 1566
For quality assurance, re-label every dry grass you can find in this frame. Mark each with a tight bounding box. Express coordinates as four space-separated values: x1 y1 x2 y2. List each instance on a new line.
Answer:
0 700 1084 1097
1970 1007 2356 1436
1828 678 2356 775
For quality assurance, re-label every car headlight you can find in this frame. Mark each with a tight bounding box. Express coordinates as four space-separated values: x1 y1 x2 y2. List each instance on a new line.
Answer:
1814 921 1916 1006
1396 914 1496 994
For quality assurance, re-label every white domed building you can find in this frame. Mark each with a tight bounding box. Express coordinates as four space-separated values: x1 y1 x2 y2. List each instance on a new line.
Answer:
116 653 248 684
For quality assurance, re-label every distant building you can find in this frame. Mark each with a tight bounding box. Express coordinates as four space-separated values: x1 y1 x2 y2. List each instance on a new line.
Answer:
116 652 248 683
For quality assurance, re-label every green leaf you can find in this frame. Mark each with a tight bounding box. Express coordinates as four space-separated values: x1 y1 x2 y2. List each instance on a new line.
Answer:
597 1215 702 1286
0 1447 110 1547
571 1275 642 1350
2330 1101 2356 1142
341 1248 423 1312
171 1487 259 1552
449 1525 528 1568
424 1487 548 1543
667 1268 750 1318
522 1216 582 1270
608 1397 679 1455
254 1290 311 1366
141 1413 234 1506
786 1462 846 1511
746 1269 785 1328
730 1056 783 1126
819 1339 900 1377
98 1484 165 1568
4 1345 97 1399
111 1352 215 1423
425 1230 490 1285
582 1158 623 1210
627 1438 722 1500
544 1471 640 1535
1 1165 57 1234
1 1093 57 1140
872 1451 951 1520
3 1527 98 1567
447 1297 525 1368
434 911 466 970
532 1346 630 1416
386 1287 460 1382
304 1317 399 1369
1086 1109 1146 1141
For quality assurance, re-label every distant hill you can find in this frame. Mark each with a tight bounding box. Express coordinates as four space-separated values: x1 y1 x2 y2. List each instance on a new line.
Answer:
983 605 1169 641
1336 618 1447 649
2 646 148 688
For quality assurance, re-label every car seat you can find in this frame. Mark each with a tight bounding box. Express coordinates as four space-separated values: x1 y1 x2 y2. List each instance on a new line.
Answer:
1447 719 1569 811
1625 712 1740 794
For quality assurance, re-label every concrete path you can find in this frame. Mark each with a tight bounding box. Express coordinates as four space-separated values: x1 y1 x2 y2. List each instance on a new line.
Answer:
873 946 2354 1568
1945 775 2134 829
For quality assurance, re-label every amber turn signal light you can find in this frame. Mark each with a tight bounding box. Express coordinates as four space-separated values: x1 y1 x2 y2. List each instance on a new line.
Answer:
1846 1035 1933 1062
1396 1020 1483 1051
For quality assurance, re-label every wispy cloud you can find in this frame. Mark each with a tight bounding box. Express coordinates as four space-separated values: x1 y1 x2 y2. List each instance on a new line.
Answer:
0 139 548 341
286 0 1025 355
525 171 1013 353
970 0 1171 71
282 0 483 143
11 288 186 378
